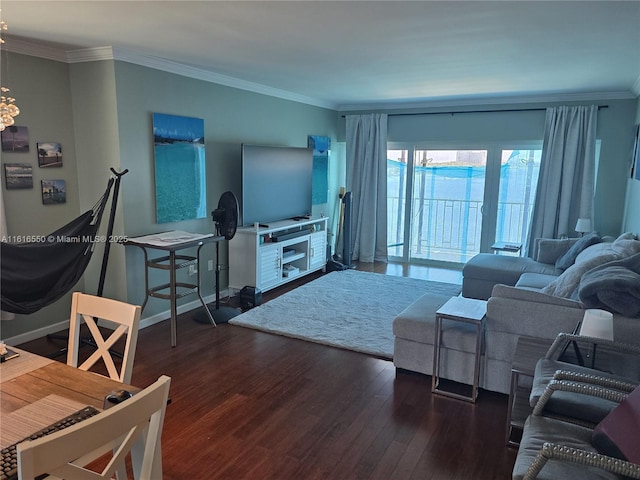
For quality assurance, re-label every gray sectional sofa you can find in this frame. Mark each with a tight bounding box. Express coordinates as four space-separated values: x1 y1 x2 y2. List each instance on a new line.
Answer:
393 233 640 396
467 233 640 393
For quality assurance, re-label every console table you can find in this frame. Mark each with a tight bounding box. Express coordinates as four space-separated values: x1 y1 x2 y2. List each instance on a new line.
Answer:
125 231 223 347
229 217 328 292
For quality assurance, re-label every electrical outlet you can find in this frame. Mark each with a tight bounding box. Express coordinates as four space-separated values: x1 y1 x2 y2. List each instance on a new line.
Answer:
188 264 197 276
208 260 214 271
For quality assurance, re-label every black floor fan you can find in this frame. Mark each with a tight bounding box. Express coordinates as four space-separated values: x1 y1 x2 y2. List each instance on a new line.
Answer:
194 191 241 325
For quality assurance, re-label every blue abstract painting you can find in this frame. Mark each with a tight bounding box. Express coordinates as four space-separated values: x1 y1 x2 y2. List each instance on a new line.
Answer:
308 135 330 205
153 113 206 223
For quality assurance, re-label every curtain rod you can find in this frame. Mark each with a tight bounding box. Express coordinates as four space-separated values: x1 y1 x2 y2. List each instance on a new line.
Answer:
341 105 608 118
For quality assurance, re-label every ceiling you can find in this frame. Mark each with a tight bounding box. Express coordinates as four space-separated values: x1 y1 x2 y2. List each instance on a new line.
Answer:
2 1 640 110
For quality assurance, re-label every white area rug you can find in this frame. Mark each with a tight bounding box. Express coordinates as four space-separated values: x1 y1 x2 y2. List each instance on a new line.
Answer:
229 270 461 359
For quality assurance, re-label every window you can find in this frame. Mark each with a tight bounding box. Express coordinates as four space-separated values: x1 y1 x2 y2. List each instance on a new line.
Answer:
387 144 542 266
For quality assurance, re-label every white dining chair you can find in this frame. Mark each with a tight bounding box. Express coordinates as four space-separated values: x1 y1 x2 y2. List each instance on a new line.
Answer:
17 375 171 480
67 291 142 384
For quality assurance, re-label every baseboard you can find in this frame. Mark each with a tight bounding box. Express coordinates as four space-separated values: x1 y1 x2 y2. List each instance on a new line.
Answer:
4 290 227 346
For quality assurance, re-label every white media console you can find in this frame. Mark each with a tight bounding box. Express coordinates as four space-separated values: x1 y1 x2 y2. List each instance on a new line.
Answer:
229 216 328 292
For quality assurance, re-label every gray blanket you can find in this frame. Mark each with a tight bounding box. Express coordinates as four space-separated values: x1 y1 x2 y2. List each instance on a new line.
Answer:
578 252 640 317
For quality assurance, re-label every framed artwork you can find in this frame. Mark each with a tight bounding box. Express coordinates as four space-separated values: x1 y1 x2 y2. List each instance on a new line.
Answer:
308 135 330 205
37 142 63 167
631 124 640 181
41 179 66 204
1 126 29 153
152 113 206 223
4 163 33 189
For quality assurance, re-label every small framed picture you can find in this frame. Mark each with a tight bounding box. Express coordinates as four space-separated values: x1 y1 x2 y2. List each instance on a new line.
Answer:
37 142 63 167
41 179 66 205
1 126 29 152
4 163 33 189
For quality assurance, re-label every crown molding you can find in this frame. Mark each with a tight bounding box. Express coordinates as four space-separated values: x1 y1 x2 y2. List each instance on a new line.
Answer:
3 36 68 62
5 39 337 110
66 46 115 63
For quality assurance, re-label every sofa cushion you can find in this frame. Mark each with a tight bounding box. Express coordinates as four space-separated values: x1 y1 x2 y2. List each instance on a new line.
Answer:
463 254 557 285
392 293 450 344
392 293 482 353
529 358 622 423
535 237 577 265
512 415 615 480
575 242 616 264
555 232 601 271
516 273 558 290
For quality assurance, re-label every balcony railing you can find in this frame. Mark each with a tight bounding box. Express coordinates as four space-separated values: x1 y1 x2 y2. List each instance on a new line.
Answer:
388 197 531 263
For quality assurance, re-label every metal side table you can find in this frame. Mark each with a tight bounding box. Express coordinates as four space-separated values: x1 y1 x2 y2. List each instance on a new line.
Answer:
432 296 487 402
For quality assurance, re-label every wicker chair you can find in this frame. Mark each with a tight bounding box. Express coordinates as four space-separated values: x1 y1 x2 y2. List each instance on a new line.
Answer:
513 382 640 480
528 333 640 426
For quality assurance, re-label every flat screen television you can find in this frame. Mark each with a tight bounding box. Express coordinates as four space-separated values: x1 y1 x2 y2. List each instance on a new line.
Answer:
241 144 313 227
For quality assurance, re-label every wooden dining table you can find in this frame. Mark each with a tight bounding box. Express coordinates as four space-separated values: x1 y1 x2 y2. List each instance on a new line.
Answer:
0 346 139 449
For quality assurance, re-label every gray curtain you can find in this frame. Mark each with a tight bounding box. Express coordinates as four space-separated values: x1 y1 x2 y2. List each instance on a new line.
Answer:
345 113 388 263
526 105 598 256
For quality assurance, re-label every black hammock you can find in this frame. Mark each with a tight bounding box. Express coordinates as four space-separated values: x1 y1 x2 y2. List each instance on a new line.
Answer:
1 177 115 315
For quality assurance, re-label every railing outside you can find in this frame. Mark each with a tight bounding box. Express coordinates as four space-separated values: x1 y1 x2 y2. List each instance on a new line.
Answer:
388 197 531 263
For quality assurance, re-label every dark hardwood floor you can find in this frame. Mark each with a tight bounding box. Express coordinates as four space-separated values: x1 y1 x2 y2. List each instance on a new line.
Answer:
17 262 516 479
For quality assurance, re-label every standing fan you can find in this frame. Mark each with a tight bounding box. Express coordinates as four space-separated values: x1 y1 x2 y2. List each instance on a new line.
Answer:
194 191 241 324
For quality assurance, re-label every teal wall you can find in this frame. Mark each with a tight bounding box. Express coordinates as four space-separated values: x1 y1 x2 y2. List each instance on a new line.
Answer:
69 60 125 303
0 53 81 338
111 61 338 318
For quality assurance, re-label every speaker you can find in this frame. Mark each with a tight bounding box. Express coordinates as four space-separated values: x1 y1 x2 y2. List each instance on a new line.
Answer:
240 286 262 310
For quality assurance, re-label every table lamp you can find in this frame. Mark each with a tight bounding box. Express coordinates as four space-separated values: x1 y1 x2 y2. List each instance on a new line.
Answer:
580 309 614 341
579 308 614 368
575 218 592 237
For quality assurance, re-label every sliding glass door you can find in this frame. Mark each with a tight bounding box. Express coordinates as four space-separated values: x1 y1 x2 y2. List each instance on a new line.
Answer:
388 144 541 266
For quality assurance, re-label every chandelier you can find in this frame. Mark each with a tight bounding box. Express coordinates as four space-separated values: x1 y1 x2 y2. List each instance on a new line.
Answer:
0 13 20 132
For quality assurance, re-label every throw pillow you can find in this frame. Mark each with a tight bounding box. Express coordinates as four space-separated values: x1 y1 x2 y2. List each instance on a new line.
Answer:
613 232 636 241
555 232 601 271
592 385 640 464
575 242 615 265
611 237 640 258
536 238 577 265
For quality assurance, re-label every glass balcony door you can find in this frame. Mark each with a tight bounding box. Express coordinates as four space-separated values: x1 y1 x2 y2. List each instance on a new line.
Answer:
387 145 542 266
